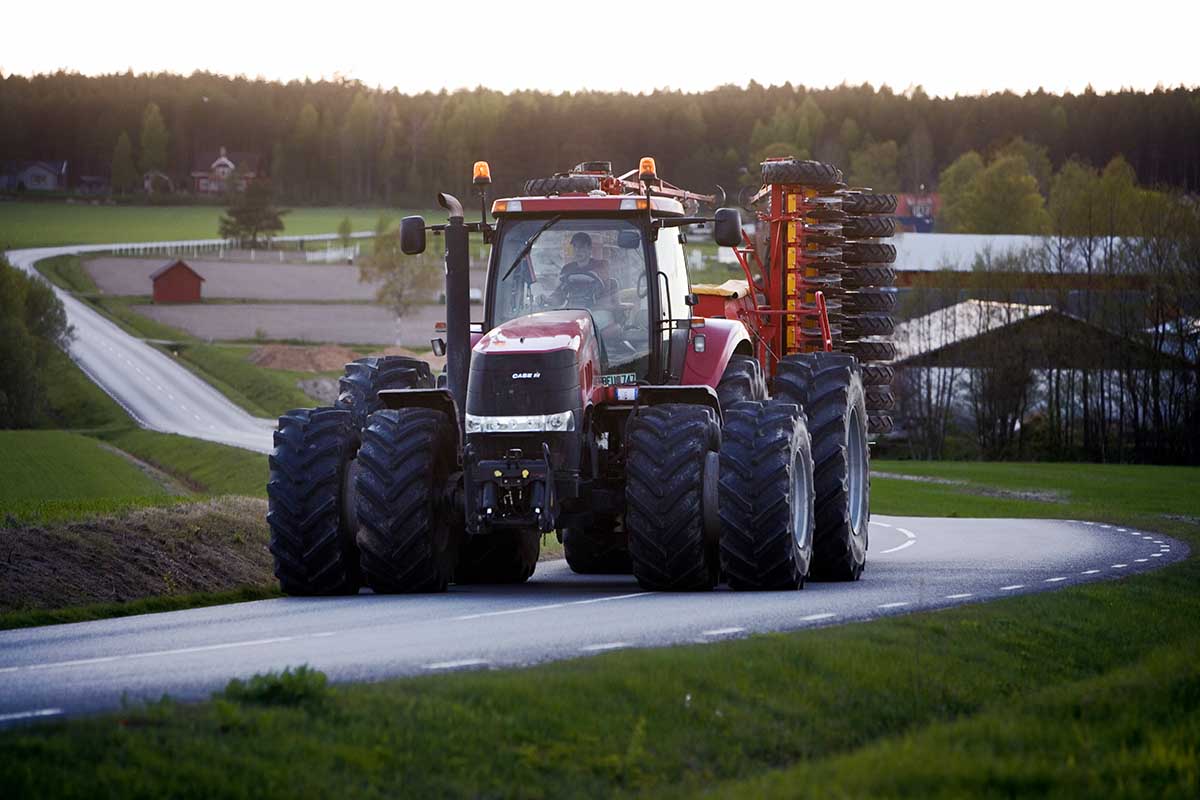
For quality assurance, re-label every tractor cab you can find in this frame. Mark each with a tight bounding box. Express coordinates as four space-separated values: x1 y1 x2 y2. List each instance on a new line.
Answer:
486 194 697 384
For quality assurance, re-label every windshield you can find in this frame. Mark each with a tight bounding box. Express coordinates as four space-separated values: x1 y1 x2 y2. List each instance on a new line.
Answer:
490 217 652 377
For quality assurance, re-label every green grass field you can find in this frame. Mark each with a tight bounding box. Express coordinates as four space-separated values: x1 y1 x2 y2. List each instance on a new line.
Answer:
0 202 434 250
0 430 169 523
0 459 1195 797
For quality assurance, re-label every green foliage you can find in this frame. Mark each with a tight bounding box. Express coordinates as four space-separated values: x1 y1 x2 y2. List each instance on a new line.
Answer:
223 666 329 708
997 136 1054 195
937 151 1050 234
138 102 169 176
337 216 353 247
0 203 415 251
848 140 900 192
35 253 99 294
102 428 267 496
217 179 288 245
111 131 138 194
359 228 441 318
172 343 318 418
0 256 73 428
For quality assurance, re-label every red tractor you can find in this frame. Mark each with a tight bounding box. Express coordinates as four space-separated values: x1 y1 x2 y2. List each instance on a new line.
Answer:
267 157 896 593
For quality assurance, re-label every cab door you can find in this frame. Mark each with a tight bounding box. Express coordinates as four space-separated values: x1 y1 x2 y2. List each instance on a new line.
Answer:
654 228 692 382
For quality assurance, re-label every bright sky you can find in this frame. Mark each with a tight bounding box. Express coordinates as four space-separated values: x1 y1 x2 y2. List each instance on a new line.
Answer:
4 1 1196 97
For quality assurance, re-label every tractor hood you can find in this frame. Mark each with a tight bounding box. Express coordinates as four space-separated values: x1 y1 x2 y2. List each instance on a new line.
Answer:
472 310 593 357
467 310 599 420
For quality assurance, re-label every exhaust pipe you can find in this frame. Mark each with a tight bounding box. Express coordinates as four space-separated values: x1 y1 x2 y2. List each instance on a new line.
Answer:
439 192 470 430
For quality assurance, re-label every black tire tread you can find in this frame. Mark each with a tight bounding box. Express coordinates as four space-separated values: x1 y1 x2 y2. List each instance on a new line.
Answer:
267 407 361 596
842 313 896 339
842 215 897 239
719 400 813 590
843 289 898 313
563 522 632 574
841 192 898 215
716 354 768 412
625 404 718 590
355 408 458 593
337 356 434 428
842 266 897 289
772 353 870 581
523 175 602 195
843 242 897 265
761 159 843 189
456 530 540 584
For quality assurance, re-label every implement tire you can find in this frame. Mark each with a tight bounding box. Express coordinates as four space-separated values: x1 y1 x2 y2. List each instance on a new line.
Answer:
761 159 843 189
719 400 815 590
842 215 897 239
841 192 898 215
564 521 632 574
842 265 896 290
337 356 435 429
716 353 768 412
267 407 361 596
773 353 871 581
626 404 720 590
842 313 896 339
862 364 895 386
355 408 460 593
456 529 540 584
843 242 897 265
843 289 898 314
523 175 601 195
845 340 897 362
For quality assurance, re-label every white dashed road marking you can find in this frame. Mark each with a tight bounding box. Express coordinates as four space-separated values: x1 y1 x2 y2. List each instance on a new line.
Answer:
1081 569 1101 575
945 593 974 599
1044 577 1068 583
1000 584 1025 591
0 708 63 723
1112 564 1128 569
0 634 331 674
877 602 909 609
701 627 745 637
581 642 628 652
424 659 489 670
799 613 836 622
453 592 652 621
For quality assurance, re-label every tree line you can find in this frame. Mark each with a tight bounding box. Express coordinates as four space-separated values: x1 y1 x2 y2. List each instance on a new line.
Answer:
2 71 1198 210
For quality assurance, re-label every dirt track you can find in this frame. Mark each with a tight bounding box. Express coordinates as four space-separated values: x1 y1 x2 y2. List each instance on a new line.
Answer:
136 302 450 347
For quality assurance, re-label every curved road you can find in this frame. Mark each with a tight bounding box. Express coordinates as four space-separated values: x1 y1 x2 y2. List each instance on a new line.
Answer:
0 516 1185 723
1 241 1188 726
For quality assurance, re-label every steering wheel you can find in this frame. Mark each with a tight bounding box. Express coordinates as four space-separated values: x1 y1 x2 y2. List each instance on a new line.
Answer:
556 271 607 306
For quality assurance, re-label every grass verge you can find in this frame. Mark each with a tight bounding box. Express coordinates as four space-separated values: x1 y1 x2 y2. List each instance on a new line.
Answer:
0 462 1195 797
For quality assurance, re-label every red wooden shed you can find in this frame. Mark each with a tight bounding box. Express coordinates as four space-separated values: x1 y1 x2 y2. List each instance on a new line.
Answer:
151 259 204 304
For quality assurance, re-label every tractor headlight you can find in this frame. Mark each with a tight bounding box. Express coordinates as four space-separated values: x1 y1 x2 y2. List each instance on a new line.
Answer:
465 411 576 434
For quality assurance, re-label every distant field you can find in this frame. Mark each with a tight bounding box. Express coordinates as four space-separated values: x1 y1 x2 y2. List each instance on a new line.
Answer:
0 202 435 250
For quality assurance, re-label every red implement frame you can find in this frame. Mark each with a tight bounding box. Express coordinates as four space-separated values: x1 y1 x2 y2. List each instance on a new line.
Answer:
728 182 836 376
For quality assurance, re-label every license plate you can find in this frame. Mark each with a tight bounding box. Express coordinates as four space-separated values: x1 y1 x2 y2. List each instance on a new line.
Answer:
601 372 637 386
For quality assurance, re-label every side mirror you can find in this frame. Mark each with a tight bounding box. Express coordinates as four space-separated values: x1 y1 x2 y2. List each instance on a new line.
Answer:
684 292 700 307
713 207 743 247
617 229 641 249
400 215 427 254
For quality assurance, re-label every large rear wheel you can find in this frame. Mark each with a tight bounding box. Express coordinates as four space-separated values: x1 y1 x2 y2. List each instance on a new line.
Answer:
267 407 361 596
625 404 720 590
355 408 460 593
337 356 434 429
773 353 871 580
719 400 815 590
715 353 768 412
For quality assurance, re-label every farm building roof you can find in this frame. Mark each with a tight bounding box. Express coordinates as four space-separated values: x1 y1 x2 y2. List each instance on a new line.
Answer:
150 259 205 282
894 300 1190 370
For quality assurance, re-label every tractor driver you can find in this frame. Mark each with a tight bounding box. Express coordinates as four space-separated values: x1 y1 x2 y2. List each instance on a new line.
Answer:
546 232 617 307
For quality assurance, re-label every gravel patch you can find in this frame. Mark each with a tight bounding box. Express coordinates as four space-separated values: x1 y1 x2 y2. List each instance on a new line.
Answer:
86 256 487 301
134 302 450 347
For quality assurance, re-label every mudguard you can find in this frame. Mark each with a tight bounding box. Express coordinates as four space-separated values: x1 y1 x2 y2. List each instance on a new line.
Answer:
680 317 754 388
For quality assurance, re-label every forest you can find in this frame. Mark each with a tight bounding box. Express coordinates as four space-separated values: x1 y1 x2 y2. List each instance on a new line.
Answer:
2 71 1198 207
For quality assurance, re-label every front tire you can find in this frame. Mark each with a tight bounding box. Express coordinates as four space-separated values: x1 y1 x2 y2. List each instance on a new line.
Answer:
774 353 871 581
715 353 768 412
625 404 720 590
563 520 632 574
719 400 815 590
267 407 361 596
355 409 460 593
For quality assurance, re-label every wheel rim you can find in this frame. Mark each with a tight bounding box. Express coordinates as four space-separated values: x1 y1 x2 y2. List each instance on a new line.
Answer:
847 407 868 533
790 449 811 551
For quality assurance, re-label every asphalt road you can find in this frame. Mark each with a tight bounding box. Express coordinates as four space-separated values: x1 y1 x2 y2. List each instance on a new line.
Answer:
8 244 276 453
0 516 1185 724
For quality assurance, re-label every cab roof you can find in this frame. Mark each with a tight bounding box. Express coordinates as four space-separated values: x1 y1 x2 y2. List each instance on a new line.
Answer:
492 195 685 217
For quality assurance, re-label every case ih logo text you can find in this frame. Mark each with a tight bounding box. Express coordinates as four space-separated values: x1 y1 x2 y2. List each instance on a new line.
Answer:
511 372 541 379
